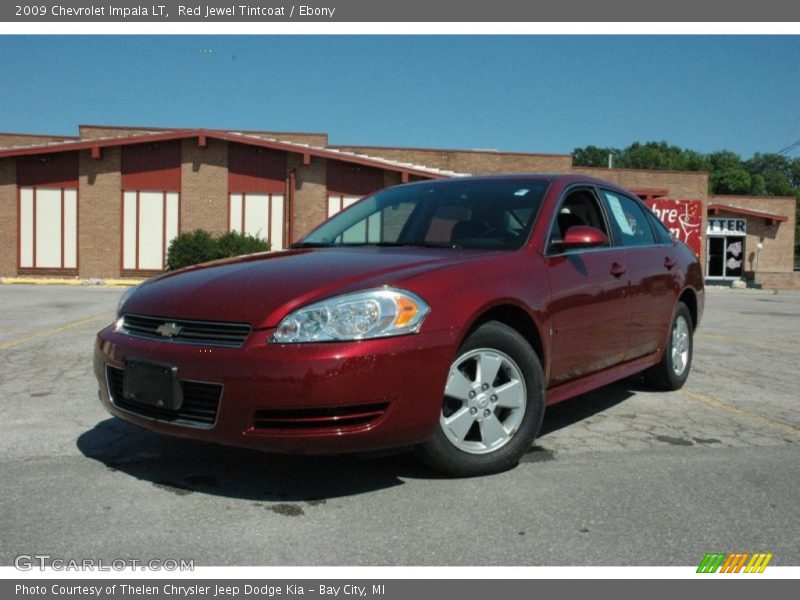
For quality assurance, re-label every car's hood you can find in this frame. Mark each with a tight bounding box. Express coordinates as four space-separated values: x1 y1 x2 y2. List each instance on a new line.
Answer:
123 247 488 328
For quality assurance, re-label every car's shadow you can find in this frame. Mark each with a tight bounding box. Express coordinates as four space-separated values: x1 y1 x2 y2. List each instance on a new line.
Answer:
539 376 643 437
76 419 432 502
77 377 645 501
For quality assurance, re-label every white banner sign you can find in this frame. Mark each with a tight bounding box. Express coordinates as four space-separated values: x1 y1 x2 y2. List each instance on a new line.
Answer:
707 218 746 235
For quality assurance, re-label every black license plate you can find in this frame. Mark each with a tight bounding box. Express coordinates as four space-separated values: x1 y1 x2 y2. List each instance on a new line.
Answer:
123 360 183 411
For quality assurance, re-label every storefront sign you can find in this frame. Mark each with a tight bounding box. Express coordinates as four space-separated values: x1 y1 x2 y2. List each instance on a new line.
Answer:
644 199 703 256
707 218 746 235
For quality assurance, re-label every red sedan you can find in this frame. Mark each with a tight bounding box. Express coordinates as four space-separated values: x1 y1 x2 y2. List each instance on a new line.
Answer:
94 175 703 476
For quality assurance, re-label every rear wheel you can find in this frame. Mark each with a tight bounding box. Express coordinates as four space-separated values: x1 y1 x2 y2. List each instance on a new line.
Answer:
417 321 545 477
645 302 694 390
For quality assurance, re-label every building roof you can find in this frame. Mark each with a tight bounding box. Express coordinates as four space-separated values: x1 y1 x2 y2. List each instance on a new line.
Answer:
0 128 470 180
707 203 788 225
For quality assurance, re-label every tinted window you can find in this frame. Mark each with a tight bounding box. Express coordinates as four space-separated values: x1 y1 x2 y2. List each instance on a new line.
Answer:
645 209 674 245
601 190 656 247
300 179 550 251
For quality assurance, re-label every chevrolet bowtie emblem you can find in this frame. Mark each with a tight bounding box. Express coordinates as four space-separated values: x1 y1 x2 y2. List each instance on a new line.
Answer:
156 322 182 338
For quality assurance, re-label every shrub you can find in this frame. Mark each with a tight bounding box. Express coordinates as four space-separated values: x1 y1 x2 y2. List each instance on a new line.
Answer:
166 230 217 270
215 231 270 259
166 230 270 270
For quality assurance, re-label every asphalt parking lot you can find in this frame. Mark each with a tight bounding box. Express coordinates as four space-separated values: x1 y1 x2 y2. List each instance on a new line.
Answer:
0 284 798 566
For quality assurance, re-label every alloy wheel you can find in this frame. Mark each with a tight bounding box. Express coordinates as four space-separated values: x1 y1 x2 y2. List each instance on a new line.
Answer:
440 348 527 455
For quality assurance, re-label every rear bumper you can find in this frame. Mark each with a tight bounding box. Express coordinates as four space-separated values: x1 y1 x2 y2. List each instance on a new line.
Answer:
93 324 457 454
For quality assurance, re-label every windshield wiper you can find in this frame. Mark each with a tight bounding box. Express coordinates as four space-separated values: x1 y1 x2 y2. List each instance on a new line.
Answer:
292 241 463 249
290 241 334 248
341 242 462 249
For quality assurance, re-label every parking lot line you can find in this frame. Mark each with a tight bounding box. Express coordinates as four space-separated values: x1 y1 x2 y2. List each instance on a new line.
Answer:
679 389 800 439
0 313 111 351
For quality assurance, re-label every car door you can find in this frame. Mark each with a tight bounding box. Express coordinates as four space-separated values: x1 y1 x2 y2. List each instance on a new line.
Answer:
599 189 678 360
544 187 631 385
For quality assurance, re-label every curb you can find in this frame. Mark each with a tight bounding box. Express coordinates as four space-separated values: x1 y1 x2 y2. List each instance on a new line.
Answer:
705 285 779 295
0 277 143 287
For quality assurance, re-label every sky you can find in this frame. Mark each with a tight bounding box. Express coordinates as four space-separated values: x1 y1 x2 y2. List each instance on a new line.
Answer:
1 35 799 158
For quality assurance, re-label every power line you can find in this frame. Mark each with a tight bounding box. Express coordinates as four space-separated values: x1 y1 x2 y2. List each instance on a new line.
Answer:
776 138 800 156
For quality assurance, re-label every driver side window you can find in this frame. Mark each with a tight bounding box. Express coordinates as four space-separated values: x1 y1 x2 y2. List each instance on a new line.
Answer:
548 188 609 252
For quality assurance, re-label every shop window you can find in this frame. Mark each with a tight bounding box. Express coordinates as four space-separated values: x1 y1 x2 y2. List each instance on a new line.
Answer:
229 193 285 250
122 191 179 272
19 187 78 270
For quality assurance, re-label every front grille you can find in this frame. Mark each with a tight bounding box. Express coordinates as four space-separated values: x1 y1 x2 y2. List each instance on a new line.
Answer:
120 314 251 348
106 365 222 428
252 403 390 432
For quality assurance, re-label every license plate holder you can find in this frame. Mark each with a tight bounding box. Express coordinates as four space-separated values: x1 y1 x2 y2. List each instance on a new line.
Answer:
123 359 183 411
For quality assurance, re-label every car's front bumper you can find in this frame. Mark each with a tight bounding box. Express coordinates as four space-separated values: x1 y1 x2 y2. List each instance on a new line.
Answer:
93 324 457 454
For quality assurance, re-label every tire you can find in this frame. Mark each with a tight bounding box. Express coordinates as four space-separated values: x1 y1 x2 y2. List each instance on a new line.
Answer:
644 302 694 391
416 321 545 477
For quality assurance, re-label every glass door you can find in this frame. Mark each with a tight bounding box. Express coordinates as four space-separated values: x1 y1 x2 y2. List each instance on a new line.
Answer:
707 235 745 280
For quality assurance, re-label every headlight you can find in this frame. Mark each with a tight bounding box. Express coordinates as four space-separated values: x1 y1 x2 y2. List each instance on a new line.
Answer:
116 285 139 317
271 288 429 343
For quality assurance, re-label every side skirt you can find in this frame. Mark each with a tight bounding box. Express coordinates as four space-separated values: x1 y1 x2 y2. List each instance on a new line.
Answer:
545 352 661 406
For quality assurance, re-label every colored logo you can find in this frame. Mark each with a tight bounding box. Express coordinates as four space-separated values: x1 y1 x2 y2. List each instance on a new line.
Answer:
697 552 773 573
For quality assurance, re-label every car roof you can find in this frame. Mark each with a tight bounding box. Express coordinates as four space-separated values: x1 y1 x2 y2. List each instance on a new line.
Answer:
398 173 632 193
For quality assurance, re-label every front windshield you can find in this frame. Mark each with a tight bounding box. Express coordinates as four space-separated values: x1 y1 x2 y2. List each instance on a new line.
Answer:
298 178 550 251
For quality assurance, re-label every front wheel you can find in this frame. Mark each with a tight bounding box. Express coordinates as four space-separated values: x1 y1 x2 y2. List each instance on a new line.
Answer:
416 321 545 477
645 302 694 390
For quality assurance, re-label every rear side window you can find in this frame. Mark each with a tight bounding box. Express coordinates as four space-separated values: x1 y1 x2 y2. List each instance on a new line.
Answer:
601 190 656 247
645 209 674 245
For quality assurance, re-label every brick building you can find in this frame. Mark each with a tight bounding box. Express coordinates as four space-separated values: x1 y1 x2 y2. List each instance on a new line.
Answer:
0 124 796 288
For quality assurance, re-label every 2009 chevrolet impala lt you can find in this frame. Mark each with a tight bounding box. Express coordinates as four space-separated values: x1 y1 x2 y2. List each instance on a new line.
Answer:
94 174 703 476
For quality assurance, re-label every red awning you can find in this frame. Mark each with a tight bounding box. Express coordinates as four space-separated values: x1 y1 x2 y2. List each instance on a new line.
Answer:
707 203 788 226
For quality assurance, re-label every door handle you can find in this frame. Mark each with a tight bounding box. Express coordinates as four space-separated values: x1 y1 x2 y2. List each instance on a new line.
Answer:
664 257 676 270
610 262 627 277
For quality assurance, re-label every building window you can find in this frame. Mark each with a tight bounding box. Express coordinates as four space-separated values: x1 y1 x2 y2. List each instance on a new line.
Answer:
228 193 285 250
326 194 384 244
122 191 179 272
19 187 78 270
327 194 363 218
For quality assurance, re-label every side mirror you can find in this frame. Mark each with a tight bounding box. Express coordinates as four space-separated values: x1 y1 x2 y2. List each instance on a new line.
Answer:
561 225 609 249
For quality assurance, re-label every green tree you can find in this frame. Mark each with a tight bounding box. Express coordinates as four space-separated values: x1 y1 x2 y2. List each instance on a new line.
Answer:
706 151 752 195
616 141 695 171
745 153 796 196
572 145 620 168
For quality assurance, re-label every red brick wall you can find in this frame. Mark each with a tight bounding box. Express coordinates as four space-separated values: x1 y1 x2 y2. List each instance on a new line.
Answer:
181 138 229 235
289 154 327 241
333 146 572 174
0 133 77 148
573 167 709 201
755 272 800 290
709 196 796 274
242 131 329 146
78 148 122 279
0 158 16 276
79 126 164 139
